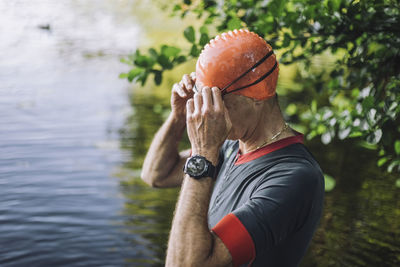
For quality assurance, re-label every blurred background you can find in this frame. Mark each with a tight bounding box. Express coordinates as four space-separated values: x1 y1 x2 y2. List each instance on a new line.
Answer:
0 0 399 266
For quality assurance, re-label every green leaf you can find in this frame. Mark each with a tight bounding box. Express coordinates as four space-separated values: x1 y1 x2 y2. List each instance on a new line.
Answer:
173 55 187 64
140 77 147 86
373 129 383 144
199 33 210 46
172 4 181 12
286 103 297 116
324 174 336 192
270 0 286 17
200 25 208 34
190 44 200 57
227 17 242 30
134 54 154 68
362 96 374 110
138 72 148 86
184 26 196 43
349 131 363 138
321 131 333 144
148 48 158 60
154 71 162 85
120 57 133 66
161 45 181 58
328 0 342 11
282 33 291 48
396 179 400 188
377 157 388 167
395 140 400 155
127 68 145 82
157 54 173 69
388 160 400 173
311 100 317 113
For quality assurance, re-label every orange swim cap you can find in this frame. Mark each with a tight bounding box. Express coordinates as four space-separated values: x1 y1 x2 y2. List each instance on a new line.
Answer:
196 29 279 100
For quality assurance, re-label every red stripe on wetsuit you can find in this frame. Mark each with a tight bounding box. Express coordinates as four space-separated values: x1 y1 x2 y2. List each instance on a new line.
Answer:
212 213 255 267
235 134 304 165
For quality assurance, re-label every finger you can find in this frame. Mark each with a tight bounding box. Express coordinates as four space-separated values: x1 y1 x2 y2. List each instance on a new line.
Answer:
202 87 212 112
174 82 187 98
186 99 194 118
193 84 198 94
194 93 203 115
174 83 186 98
182 74 193 91
190 72 196 82
211 87 223 111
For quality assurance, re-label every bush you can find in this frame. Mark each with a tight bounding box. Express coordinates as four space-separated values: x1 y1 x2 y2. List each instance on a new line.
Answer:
121 0 400 174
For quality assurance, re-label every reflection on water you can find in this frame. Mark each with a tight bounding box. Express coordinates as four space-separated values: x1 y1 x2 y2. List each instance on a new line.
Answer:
119 93 171 170
118 175 179 266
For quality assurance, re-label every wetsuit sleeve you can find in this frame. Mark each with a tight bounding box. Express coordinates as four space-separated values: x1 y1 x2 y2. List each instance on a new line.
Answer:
212 163 323 266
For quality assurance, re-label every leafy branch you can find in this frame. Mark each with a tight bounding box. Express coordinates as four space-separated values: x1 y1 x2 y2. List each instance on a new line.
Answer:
120 25 210 85
120 0 400 176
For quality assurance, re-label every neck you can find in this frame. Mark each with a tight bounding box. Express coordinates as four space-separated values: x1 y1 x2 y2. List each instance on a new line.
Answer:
239 102 294 154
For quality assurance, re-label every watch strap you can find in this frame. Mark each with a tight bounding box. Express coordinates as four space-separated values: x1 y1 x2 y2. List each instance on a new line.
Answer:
204 160 216 179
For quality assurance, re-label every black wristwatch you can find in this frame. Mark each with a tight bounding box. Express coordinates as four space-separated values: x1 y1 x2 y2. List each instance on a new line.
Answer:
183 155 217 179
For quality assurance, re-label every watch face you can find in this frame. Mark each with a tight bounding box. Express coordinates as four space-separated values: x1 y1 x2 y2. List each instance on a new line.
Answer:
187 157 206 175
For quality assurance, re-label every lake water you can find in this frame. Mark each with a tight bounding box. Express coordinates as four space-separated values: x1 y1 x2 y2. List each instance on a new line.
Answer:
1 1 399 266
0 0 145 265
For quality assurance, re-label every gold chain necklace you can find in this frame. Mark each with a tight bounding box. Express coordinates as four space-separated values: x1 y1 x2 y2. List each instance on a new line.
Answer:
245 123 289 154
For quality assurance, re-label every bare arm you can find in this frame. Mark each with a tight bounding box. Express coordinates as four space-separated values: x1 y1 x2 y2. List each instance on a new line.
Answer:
166 164 233 267
141 73 195 188
166 87 233 266
141 113 190 187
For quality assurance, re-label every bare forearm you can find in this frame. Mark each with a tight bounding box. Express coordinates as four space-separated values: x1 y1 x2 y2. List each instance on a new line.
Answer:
166 154 218 266
141 113 186 186
166 87 233 266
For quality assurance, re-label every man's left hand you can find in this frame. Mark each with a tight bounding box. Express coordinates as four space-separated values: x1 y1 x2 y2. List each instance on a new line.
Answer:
186 86 232 164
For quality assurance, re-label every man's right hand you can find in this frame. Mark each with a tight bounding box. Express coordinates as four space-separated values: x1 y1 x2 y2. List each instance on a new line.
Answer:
171 72 196 121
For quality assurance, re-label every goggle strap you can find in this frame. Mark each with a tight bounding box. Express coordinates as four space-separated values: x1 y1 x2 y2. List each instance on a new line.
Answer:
221 50 274 94
225 61 278 95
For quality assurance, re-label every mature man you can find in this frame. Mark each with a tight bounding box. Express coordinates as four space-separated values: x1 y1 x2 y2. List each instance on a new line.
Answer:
141 29 324 267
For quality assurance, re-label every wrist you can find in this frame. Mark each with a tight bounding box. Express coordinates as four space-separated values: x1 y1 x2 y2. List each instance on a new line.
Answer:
169 112 186 128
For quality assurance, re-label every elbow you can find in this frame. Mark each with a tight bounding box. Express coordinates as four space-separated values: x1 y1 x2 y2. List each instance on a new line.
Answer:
140 170 162 188
167 241 216 267
140 170 156 188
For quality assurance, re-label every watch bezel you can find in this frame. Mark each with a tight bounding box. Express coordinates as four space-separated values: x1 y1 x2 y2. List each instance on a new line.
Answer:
184 155 212 179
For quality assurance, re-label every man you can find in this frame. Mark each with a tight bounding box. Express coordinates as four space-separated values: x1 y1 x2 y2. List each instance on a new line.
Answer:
141 29 324 267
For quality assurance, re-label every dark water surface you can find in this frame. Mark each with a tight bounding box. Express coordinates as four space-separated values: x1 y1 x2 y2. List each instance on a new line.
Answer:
1 1 399 267
0 0 147 265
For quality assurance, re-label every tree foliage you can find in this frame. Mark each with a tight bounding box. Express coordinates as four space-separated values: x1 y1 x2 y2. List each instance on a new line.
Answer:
121 0 400 173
